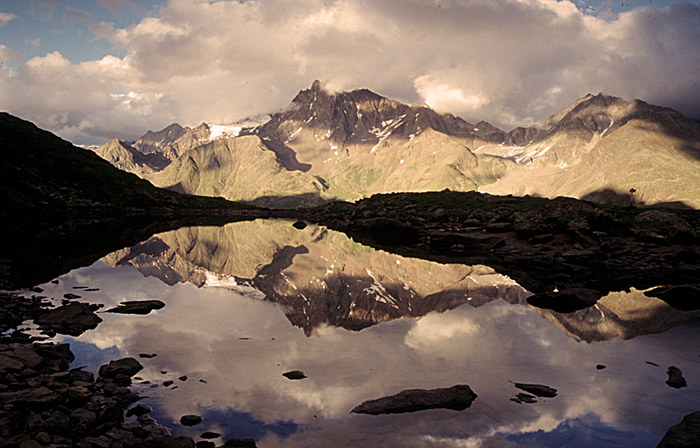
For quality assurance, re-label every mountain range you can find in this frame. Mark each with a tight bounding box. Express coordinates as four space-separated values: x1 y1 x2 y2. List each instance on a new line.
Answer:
94 80 700 208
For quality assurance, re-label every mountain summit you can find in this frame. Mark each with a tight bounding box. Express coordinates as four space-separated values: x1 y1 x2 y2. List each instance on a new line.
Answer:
93 81 700 208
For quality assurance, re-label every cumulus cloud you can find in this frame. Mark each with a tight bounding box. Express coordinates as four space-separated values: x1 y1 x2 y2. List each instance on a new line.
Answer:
1 0 698 145
0 12 16 26
0 44 22 62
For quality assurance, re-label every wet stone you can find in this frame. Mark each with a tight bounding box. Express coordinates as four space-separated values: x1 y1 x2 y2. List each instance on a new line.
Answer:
513 383 558 398
34 302 102 336
180 414 203 426
98 358 143 379
105 300 166 315
201 431 221 439
666 366 688 389
351 384 478 415
510 393 538 404
282 370 306 380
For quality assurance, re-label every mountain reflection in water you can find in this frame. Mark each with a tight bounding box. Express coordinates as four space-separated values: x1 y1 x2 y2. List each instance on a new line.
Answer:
35 219 699 447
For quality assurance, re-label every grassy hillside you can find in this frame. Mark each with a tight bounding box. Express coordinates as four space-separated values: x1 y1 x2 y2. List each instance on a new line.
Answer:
146 135 327 207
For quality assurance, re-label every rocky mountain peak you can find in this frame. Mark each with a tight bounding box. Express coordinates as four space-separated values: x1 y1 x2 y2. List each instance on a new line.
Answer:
259 81 499 146
133 123 186 154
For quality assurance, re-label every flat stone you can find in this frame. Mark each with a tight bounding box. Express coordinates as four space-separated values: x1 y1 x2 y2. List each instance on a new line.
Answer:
180 414 203 426
200 431 221 439
34 302 102 336
282 370 306 380
104 300 166 315
510 393 538 404
1 386 63 410
351 384 477 415
98 358 143 379
0 343 44 374
513 383 557 398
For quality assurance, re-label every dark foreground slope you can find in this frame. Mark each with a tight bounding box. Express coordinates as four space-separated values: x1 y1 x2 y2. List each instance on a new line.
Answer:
0 112 249 222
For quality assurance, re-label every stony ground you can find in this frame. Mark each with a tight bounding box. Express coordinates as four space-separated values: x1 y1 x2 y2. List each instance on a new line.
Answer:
0 292 257 448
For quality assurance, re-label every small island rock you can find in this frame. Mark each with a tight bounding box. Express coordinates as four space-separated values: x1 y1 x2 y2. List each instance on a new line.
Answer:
351 384 477 415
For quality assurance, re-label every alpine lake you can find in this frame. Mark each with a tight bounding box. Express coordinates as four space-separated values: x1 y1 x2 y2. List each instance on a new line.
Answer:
9 218 700 447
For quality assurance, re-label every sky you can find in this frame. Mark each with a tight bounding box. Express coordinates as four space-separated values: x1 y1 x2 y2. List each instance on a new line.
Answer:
0 0 698 146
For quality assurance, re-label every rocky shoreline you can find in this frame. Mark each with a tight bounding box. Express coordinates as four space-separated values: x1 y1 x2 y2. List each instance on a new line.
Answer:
0 292 257 448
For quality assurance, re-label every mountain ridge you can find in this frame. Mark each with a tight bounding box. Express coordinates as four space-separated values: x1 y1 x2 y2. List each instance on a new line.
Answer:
93 81 700 208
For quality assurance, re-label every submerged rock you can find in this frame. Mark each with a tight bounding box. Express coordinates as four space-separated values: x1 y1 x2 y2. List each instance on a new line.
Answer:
105 299 166 315
510 393 538 404
351 384 477 415
513 383 558 398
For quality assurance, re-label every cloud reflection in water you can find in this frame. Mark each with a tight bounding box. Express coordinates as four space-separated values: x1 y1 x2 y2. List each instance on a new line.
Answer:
36 220 700 448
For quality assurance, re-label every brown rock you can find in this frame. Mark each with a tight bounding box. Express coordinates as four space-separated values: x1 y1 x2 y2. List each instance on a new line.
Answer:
34 302 102 336
98 358 143 379
351 384 477 415
513 383 558 398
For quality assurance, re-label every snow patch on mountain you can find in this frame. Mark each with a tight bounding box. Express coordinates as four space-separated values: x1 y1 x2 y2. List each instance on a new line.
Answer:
207 115 271 140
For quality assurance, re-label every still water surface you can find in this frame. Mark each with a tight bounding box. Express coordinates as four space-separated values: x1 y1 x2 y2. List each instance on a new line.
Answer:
31 220 700 447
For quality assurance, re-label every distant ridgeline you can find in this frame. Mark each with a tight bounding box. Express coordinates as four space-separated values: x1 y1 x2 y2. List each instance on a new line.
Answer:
92 80 700 209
